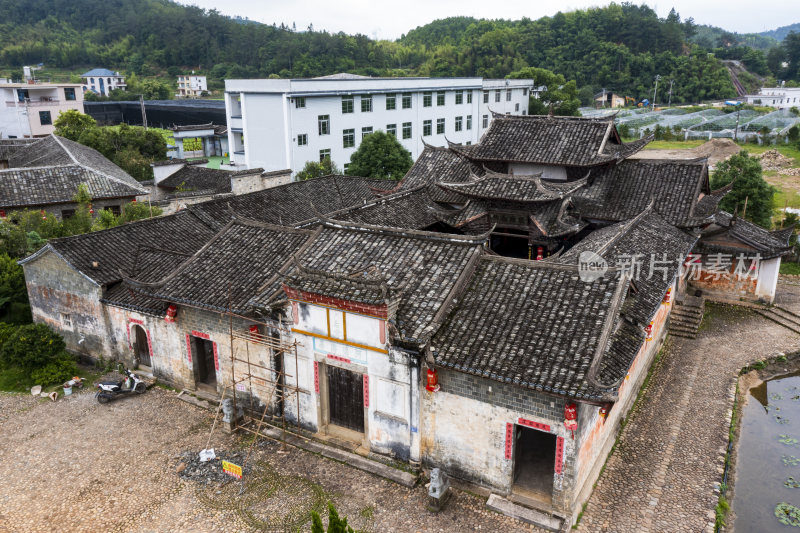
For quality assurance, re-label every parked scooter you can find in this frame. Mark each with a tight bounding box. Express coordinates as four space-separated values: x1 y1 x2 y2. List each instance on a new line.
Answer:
95 368 147 403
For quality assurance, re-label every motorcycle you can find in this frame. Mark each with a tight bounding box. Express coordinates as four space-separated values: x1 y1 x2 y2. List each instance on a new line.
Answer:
95 368 147 403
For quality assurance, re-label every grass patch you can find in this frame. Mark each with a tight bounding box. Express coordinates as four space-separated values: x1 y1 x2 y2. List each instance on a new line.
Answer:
642 139 706 150
781 262 800 276
359 505 374 519
0 362 102 393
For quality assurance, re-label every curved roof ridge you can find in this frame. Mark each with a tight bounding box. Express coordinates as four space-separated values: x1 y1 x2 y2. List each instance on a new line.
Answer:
319 216 492 245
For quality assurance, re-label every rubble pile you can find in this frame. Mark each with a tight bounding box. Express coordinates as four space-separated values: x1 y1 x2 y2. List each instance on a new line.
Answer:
756 149 794 170
176 449 249 484
779 167 800 177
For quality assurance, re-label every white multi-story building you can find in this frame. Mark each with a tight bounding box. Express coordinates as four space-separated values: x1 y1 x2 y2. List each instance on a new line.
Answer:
0 82 84 138
744 87 800 109
223 75 534 173
177 75 208 98
81 69 127 96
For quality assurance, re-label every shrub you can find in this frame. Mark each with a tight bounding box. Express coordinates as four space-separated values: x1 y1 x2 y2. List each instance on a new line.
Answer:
0 323 66 372
30 353 77 385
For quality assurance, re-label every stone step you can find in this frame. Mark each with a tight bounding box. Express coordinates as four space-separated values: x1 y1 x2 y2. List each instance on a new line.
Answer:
670 332 697 339
669 323 697 333
755 310 800 335
671 306 704 318
486 494 564 532
669 315 702 326
771 306 800 327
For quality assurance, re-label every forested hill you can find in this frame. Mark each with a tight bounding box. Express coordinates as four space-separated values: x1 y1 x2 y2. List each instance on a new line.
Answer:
0 0 795 103
761 23 800 42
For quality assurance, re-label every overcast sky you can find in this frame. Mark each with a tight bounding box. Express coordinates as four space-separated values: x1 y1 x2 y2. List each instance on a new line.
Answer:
178 0 799 40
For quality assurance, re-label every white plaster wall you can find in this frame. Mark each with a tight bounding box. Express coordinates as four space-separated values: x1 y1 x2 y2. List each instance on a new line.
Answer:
509 163 568 180
152 163 185 184
239 93 288 170
755 257 781 303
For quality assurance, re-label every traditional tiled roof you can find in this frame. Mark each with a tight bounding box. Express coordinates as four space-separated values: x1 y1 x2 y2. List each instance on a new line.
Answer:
573 158 712 226
283 264 398 307
158 165 232 194
151 158 208 167
431 256 630 401
448 115 651 167
257 219 487 345
188 175 385 228
438 171 589 203
0 135 146 209
19 210 216 286
697 211 793 259
127 219 315 314
529 198 587 238
376 144 482 203
558 206 698 326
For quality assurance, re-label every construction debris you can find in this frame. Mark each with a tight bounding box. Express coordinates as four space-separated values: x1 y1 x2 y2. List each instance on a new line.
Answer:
755 149 794 170
176 449 250 485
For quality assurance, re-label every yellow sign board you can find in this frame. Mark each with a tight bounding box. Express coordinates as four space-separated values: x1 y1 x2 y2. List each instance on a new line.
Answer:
222 460 242 479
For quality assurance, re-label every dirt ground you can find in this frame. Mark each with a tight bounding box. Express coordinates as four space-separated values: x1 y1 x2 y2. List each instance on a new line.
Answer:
630 138 742 168
0 383 536 533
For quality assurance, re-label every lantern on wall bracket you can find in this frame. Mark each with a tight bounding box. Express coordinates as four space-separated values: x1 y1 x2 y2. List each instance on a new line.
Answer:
164 304 178 323
426 368 440 392
599 404 610 422
564 402 577 440
662 287 672 305
645 321 654 341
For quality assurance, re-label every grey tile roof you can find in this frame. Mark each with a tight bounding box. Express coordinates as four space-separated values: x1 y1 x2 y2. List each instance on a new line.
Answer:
20 210 217 286
573 158 711 226
431 255 630 400
698 211 793 259
127 219 315 314
261 220 486 344
158 165 232 194
557 206 698 326
378 144 483 203
188 175 385 229
438 171 589 203
284 265 398 307
449 115 651 167
0 135 146 209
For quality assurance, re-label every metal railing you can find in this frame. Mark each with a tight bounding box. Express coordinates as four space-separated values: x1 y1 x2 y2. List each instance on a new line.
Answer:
5 99 61 107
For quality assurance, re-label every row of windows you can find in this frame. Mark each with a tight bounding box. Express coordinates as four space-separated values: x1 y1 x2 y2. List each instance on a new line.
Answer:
296 89 492 113
308 114 494 146
316 113 495 138
482 88 527 103
303 114 494 149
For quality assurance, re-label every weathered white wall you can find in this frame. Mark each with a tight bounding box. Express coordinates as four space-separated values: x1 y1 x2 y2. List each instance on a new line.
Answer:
509 162 568 180
755 257 781 303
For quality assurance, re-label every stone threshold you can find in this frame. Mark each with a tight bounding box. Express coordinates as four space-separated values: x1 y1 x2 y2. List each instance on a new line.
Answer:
486 494 564 531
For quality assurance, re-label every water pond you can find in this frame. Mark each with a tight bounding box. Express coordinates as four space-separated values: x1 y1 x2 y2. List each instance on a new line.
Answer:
734 371 800 531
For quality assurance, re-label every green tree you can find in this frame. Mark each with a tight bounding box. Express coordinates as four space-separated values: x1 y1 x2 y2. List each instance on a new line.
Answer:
507 67 581 116
310 503 355 533
53 109 98 141
0 253 30 324
709 151 776 229
61 184 93 236
0 323 64 372
295 157 341 181
346 131 412 180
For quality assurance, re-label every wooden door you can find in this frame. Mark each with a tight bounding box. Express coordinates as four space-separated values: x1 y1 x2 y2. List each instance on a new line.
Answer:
134 326 151 367
327 365 364 432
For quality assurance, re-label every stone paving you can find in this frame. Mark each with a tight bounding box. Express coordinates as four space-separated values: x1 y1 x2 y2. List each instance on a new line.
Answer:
577 291 800 533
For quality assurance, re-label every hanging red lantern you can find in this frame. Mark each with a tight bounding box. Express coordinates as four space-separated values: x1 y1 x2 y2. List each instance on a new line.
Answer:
645 321 654 341
599 405 610 421
426 368 440 392
564 402 578 439
0 210 6 219
164 304 178 323
249 324 259 338
132 198 137 203
662 287 672 305
40 209 46 220
536 246 544 261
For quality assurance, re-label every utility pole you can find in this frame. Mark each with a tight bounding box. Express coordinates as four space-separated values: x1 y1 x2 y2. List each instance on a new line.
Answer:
652 75 661 112
667 79 675 108
734 102 743 143
139 94 147 130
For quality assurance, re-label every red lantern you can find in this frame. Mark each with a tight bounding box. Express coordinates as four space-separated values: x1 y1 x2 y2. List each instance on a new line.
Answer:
132 198 137 203
645 321 654 341
426 368 440 392
164 304 178 323
564 402 578 439
599 405 609 421
249 324 259 338
0 210 6 219
535 246 544 261
40 209 46 220
662 287 672 305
